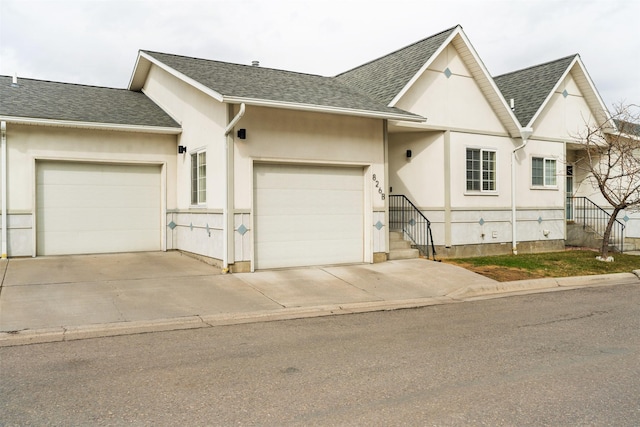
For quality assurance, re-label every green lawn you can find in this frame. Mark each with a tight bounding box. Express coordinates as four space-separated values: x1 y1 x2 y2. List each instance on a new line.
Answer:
443 250 640 282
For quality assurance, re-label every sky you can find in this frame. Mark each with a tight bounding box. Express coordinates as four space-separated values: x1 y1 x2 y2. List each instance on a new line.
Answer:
1 0 638 111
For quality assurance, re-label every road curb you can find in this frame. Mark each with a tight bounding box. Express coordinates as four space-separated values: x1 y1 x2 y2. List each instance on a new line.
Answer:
0 297 456 347
447 272 640 300
2 274 638 347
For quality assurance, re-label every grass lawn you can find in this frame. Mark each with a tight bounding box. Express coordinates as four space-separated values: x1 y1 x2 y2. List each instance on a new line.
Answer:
442 249 640 282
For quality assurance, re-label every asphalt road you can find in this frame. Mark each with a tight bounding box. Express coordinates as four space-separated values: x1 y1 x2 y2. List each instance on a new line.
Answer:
1 283 639 426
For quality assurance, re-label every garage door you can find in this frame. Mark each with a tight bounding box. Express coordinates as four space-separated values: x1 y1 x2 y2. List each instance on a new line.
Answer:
36 161 162 255
254 164 364 269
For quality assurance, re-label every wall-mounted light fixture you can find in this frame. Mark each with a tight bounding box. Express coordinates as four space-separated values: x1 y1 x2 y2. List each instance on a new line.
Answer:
178 145 187 154
406 149 412 158
237 129 246 140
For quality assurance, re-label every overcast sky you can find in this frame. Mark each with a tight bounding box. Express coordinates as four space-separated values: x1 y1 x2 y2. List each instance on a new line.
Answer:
1 0 638 110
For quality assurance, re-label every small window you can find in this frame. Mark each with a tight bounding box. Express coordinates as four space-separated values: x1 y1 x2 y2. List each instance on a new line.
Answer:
532 157 556 187
191 151 206 204
466 148 496 192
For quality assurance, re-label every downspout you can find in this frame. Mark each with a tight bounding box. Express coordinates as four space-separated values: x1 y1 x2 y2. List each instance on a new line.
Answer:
222 103 245 272
1 121 6 259
511 127 533 255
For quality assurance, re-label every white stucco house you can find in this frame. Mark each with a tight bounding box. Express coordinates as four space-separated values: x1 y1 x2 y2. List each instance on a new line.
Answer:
1 25 636 271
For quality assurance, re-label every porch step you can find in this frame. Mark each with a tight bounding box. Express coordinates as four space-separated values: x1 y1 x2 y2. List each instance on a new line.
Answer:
388 231 419 260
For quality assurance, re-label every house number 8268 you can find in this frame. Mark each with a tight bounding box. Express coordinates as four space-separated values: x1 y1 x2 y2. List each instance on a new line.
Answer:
372 174 385 200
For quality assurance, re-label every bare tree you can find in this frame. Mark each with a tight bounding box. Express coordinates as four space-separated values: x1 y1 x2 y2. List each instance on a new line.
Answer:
574 103 640 260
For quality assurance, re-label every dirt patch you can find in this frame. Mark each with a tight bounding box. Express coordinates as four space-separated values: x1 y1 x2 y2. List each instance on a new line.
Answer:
450 264 545 282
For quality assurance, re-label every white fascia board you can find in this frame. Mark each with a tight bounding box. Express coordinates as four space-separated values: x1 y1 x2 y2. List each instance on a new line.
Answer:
223 96 425 122
133 52 224 102
571 57 613 125
127 52 150 91
388 26 461 108
0 116 182 134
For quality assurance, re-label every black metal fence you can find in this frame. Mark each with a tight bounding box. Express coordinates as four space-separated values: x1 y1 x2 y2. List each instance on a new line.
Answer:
569 196 625 252
389 195 437 260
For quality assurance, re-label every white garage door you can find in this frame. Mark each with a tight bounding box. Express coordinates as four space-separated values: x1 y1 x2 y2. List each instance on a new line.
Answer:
36 161 162 256
254 164 364 269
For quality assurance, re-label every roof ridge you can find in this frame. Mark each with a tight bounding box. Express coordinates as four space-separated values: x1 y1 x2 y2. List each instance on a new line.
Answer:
141 50 327 78
335 25 460 77
494 54 578 79
0 75 126 91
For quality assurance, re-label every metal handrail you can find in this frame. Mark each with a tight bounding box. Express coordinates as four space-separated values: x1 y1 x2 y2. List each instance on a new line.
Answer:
389 195 437 260
568 196 626 252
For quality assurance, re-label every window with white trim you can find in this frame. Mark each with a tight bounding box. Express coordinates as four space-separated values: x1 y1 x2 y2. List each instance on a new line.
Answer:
531 157 557 187
191 151 206 204
466 148 496 192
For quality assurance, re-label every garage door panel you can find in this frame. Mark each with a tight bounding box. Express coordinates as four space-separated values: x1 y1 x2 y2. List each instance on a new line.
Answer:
38 230 160 255
37 161 161 255
256 240 362 267
256 166 362 190
254 164 364 269
256 189 363 215
257 213 363 234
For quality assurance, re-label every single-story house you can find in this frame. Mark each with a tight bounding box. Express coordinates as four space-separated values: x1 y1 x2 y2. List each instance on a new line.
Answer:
1 24 635 271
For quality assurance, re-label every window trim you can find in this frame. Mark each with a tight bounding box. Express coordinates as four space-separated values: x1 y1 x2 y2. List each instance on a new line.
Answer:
190 149 207 205
465 147 498 194
531 156 558 189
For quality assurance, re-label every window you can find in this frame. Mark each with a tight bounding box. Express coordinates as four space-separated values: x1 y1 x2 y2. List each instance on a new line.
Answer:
466 148 496 192
191 151 206 204
532 157 557 187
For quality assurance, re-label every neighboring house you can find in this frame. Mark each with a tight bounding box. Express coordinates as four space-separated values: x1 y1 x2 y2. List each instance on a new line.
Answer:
0 76 180 258
1 24 634 270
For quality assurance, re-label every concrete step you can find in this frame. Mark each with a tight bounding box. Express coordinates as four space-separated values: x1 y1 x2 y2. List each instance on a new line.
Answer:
390 239 412 250
389 231 405 241
388 230 420 260
388 248 420 260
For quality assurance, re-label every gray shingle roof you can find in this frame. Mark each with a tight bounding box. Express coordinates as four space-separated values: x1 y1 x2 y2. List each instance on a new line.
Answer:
0 76 180 129
494 55 577 127
335 26 458 105
614 119 640 137
143 51 420 120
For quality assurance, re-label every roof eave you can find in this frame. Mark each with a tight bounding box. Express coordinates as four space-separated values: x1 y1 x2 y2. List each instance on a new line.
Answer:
0 116 182 134
130 51 224 102
223 96 425 122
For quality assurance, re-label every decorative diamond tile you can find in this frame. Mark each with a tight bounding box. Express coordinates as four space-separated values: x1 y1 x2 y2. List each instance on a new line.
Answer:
562 89 568 98
408 218 416 226
237 224 248 235
374 221 384 230
479 218 485 226
444 67 452 78
168 221 177 230
538 216 543 224
623 215 630 222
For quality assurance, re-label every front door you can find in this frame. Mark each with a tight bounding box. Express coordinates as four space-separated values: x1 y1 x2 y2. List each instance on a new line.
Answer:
566 165 573 220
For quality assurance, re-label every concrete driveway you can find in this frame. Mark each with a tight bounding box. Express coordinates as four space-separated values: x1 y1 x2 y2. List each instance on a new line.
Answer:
0 251 495 335
3 251 636 346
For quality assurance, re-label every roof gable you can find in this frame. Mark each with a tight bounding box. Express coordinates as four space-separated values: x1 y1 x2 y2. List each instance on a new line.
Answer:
132 51 423 122
335 26 457 105
337 25 522 137
494 55 577 127
0 76 180 130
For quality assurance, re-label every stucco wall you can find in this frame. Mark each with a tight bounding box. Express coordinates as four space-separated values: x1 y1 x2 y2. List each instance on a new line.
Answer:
3 123 177 256
233 105 386 209
395 45 507 134
143 64 227 209
534 71 597 141
388 129 565 250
